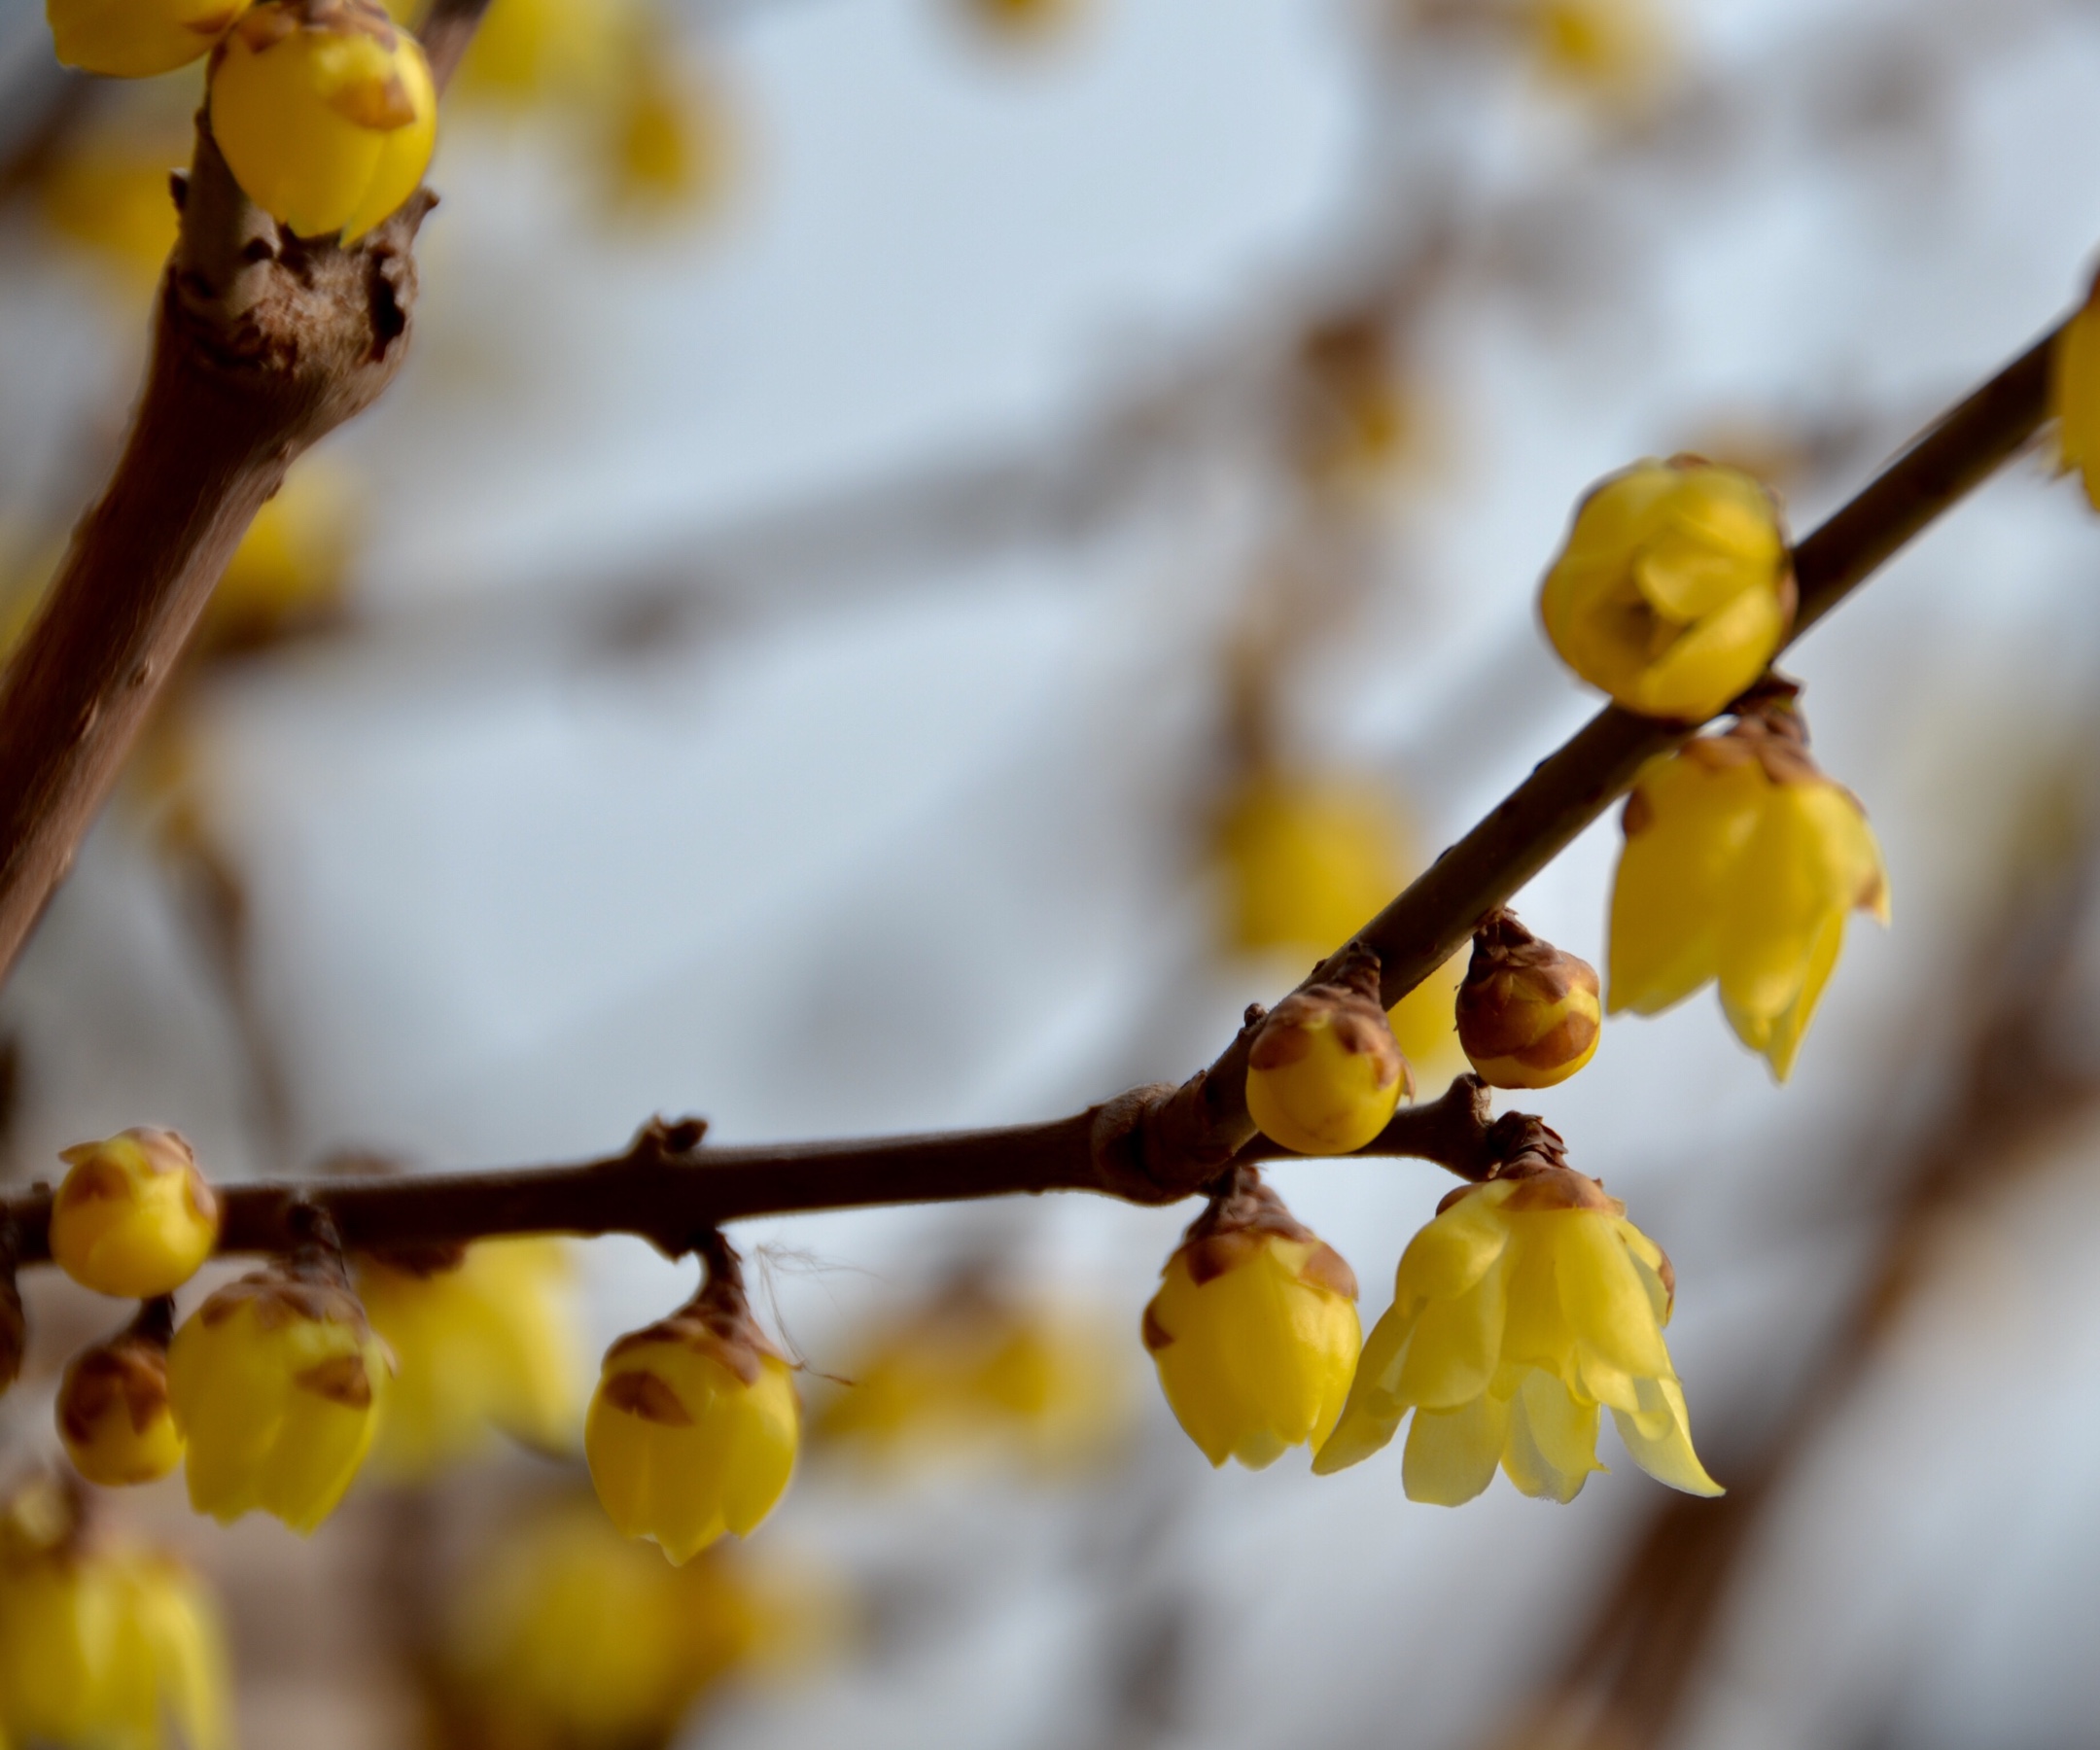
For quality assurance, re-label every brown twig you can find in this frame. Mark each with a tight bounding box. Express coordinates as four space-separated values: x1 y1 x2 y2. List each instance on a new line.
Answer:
0 4 494 991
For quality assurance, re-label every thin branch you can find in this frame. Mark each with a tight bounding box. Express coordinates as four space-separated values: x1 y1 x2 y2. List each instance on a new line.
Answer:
0 1075 1510 1263
0 3 494 992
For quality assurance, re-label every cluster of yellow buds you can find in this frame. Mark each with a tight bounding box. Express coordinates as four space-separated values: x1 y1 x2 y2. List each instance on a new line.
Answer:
0 1477 232 1750
1540 455 1794 722
167 1212 393 1533
1316 1126 1718 1503
2053 267 2100 511
1609 689 1888 1078
1211 769 1466 1074
43 0 436 245
1454 910 1602 1090
1244 950 1413 1156
357 1236 585 1479
1143 1168 1360 1469
586 1235 800 1564
812 1275 1130 1472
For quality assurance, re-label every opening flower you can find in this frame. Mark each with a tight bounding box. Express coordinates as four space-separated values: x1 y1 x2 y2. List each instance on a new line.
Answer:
1540 456 1794 721
1315 1132 1719 1505
47 0 248 78
1143 1170 1359 1469
1609 692 1887 1080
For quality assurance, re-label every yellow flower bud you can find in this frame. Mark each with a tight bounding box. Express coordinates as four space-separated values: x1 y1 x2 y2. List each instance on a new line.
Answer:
200 460 354 654
208 0 437 242
166 1250 392 1532
1142 1171 1359 1469
1539 456 1795 721
2051 268 2100 512
1316 1137 1719 1504
604 49 733 216
1609 699 1887 1080
57 1303 185 1488
46 0 247 77
357 1238 585 1481
0 1483 231 1750
1455 911 1602 1090
1212 771 1410 961
49 1129 220 1300
586 1249 798 1565
1244 956 1412 1156
438 1496 769 1748
38 141 184 290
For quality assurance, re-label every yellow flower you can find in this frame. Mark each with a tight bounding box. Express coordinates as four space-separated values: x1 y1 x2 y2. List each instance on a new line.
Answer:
1609 703 1887 1080
57 1308 184 1488
601 41 734 218
2051 269 2100 512
811 1282 1129 1472
1245 956 1411 1156
0 1484 230 1750
586 1260 799 1564
1528 0 1670 109
357 1238 585 1480
438 1495 768 1749
1315 1150 1719 1504
46 0 246 77
166 1255 392 1533
1142 1172 1359 1469
1210 771 1466 1078
1455 911 1601 1090
1539 457 1794 721
452 0 622 104
209 0 437 242
49 1130 220 1301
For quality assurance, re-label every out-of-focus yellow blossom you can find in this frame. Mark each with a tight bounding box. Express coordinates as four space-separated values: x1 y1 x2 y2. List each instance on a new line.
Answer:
0 1480 231 1750
1527 0 1670 109
1315 1140 1719 1503
1455 910 1601 1090
357 1238 585 1480
1540 457 1794 722
587 1254 798 1565
58 1304 184 1488
38 145 182 290
167 1250 393 1532
812 1280 1129 1471
602 43 734 218
1245 954 1412 1156
451 0 622 105
1210 769 1466 1079
46 0 246 77
50 1129 220 1301
2050 269 2100 512
198 461 354 654
1610 700 1887 1080
438 1495 820 1750
209 0 437 242
1143 1171 1359 1469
